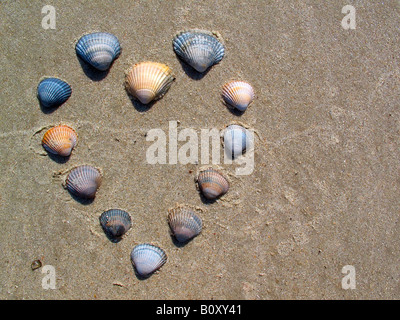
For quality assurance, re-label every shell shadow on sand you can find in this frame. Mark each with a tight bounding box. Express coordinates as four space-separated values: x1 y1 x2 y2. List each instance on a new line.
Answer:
67 189 95 205
125 91 156 113
46 152 71 164
223 101 246 116
198 191 219 204
131 264 152 281
76 56 110 81
39 101 62 114
176 58 211 80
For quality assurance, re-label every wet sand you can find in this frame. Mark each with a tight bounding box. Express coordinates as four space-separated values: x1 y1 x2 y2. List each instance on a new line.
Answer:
0 0 399 299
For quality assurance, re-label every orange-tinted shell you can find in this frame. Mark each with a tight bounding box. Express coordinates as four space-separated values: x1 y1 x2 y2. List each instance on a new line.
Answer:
125 61 175 104
42 125 77 157
168 207 202 243
221 81 255 112
197 168 229 200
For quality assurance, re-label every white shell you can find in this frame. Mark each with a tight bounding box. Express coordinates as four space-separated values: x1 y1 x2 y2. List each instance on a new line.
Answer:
130 244 167 277
221 81 255 112
223 125 253 159
66 165 102 199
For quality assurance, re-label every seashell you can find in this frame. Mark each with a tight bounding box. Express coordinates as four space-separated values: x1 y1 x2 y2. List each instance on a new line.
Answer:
66 165 102 199
197 168 229 200
130 243 167 277
223 124 253 159
42 125 77 157
100 209 132 242
168 208 202 243
37 78 72 108
75 32 121 71
173 29 225 73
125 61 175 104
221 81 255 112
31 259 42 271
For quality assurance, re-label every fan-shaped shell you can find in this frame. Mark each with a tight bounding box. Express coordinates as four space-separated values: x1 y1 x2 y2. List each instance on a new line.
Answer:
125 61 175 104
131 244 167 277
197 168 229 200
100 209 132 242
75 32 121 71
222 81 255 112
223 124 253 159
66 165 102 199
173 29 225 73
42 125 77 157
168 208 202 243
37 78 71 108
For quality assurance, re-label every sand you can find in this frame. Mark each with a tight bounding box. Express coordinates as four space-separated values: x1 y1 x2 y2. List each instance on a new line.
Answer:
0 0 399 299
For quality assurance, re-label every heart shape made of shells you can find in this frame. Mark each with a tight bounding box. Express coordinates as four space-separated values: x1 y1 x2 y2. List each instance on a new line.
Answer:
37 29 255 278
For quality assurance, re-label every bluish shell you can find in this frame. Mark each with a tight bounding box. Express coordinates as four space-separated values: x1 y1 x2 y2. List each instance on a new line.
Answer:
197 168 229 200
130 244 167 277
37 78 71 108
223 125 253 159
100 209 132 242
66 165 102 199
76 32 121 71
168 208 202 243
173 30 225 73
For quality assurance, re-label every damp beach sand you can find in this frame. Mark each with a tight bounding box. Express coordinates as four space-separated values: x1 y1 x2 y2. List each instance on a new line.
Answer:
0 1 400 299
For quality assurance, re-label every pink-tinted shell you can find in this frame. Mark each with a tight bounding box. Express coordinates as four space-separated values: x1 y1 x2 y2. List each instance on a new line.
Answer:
197 168 229 200
168 208 202 242
66 165 102 199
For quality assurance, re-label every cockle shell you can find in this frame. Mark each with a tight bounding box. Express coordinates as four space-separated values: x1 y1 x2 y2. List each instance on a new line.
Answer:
173 29 225 73
125 61 175 104
223 124 253 159
75 32 121 71
37 78 71 108
100 209 132 242
42 125 77 157
168 208 202 243
221 81 255 112
130 243 167 277
197 168 229 200
66 165 102 199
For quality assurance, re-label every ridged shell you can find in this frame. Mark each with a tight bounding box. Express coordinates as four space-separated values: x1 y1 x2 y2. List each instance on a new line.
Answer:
66 165 102 199
100 209 132 242
37 78 71 108
197 168 229 200
223 124 253 159
168 208 202 243
125 61 175 104
173 30 225 73
42 125 77 157
131 244 167 277
75 32 121 71
222 81 255 112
